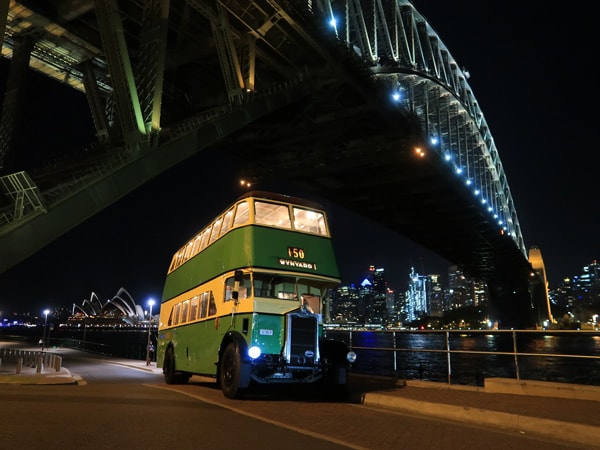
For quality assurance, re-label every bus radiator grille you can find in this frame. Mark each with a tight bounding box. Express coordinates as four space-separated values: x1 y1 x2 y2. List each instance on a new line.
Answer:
288 314 318 366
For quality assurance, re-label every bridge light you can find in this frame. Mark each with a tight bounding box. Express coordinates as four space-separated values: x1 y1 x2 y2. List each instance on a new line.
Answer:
455 167 462 174
473 189 480 195
430 136 438 145
481 198 487 204
392 92 401 102
329 17 337 28
444 153 452 161
487 206 493 212
465 179 472 186
414 147 425 157
498 220 503 225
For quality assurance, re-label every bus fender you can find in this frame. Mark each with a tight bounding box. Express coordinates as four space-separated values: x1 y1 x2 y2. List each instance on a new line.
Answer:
319 338 350 365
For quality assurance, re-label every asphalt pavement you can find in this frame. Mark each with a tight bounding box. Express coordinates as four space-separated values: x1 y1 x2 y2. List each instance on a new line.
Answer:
1 345 599 448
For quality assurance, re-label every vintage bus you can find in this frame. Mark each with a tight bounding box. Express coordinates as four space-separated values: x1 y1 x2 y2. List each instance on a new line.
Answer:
156 191 356 398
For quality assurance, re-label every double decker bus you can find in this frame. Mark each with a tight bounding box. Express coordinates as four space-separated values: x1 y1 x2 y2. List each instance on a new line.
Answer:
156 191 356 398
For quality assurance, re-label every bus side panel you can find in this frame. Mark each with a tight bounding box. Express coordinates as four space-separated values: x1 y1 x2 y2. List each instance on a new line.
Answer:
161 227 254 301
172 319 222 375
161 226 340 303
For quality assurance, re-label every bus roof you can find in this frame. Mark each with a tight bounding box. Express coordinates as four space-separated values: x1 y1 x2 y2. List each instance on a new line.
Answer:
236 191 324 211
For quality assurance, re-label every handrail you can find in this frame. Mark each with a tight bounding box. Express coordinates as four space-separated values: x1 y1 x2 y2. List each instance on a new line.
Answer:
324 328 600 386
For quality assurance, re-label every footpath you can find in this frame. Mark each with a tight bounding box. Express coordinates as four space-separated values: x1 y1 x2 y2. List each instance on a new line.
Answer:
1 344 599 448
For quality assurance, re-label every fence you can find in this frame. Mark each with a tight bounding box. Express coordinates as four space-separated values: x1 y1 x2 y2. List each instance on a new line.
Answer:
0 347 62 374
323 328 600 386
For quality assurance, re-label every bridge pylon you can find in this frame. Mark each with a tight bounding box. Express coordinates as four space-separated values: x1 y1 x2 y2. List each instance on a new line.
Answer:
528 246 554 326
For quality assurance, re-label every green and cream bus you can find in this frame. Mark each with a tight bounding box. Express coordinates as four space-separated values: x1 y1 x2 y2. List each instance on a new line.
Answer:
156 191 356 398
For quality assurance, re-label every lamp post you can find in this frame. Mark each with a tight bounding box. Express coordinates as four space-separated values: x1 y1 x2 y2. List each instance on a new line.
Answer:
146 299 155 366
41 309 50 351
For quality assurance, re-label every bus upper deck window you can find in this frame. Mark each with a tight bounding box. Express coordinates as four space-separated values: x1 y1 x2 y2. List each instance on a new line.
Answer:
293 207 327 235
255 201 291 229
232 200 250 227
220 207 235 237
208 217 222 244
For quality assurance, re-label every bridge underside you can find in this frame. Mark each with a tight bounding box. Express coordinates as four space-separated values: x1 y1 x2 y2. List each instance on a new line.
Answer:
220 99 539 328
0 0 543 328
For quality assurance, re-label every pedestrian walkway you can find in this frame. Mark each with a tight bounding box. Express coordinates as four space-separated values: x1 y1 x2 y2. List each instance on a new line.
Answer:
360 377 600 448
1 343 599 447
0 344 161 384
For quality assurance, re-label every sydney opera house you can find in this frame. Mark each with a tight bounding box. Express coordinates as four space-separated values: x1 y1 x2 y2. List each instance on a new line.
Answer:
68 287 155 327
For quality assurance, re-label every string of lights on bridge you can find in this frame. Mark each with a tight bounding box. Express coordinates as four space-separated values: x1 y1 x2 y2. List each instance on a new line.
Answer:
327 10 515 242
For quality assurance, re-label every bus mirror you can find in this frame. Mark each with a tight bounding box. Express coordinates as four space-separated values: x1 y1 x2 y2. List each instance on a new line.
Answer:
234 270 244 285
232 291 239 301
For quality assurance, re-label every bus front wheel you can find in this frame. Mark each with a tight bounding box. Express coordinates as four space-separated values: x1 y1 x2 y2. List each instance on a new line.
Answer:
219 343 245 399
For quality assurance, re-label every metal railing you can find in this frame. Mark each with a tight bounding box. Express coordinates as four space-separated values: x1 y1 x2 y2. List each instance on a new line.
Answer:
0 347 62 373
324 328 600 386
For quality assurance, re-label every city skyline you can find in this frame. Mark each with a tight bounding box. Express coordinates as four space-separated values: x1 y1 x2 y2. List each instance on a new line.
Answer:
0 1 596 313
2 256 597 319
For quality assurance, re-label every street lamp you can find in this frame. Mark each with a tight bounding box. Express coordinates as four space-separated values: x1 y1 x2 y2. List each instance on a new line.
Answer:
41 309 50 351
146 299 155 366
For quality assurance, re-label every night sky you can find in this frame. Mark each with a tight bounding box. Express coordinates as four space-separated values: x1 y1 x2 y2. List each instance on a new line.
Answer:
0 1 596 314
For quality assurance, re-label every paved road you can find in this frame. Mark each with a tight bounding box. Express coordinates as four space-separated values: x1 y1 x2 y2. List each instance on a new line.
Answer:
0 345 590 449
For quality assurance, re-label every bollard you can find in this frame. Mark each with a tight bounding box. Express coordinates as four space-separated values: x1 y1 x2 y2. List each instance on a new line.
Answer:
54 356 62 372
16 357 22 374
36 356 43 373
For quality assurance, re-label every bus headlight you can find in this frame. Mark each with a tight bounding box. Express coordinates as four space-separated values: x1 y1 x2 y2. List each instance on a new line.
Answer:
346 350 357 363
248 346 262 359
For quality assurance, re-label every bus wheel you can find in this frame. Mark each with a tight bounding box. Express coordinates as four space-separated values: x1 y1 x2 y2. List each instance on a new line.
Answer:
163 346 177 385
219 343 245 399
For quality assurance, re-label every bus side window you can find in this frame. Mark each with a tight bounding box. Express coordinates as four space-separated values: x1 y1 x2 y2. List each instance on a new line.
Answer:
225 278 234 302
173 303 181 325
168 307 174 326
199 292 208 318
189 296 199 321
181 300 189 323
208 291 217 316
225 274 251 301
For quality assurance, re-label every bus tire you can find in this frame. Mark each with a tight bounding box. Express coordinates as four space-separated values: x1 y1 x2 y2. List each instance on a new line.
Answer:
163 346 178 385
219 342 245 399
